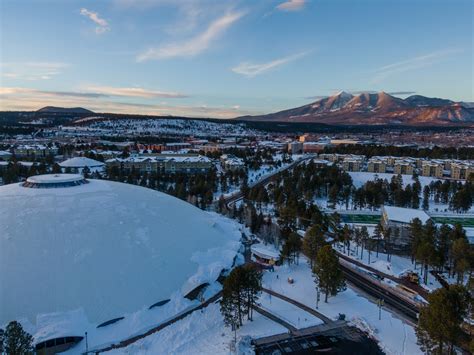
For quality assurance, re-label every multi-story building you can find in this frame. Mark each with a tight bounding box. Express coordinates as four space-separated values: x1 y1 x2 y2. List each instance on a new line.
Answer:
451 162 474 180
342 158 362 172
381 206 431 251
421 161 444 178
13 144 58 158
106 154 212 174
288 141 303 154
367 158 387 173
394 160 414 175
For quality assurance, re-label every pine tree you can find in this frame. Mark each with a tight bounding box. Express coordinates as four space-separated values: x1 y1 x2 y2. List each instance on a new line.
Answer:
313 245 345 302
303 225 326 268
416 285 470 355
3 321 34 355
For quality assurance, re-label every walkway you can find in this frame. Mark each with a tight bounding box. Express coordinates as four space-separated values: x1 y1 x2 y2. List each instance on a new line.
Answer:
261 287 333 324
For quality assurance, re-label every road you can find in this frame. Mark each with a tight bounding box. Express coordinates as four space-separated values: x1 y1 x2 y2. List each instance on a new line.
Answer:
222 155 315 208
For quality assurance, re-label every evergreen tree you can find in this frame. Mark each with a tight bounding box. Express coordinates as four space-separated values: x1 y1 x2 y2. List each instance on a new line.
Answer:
416 285 470 355
313 245 345 302
3 321 34 355
303 225 326 268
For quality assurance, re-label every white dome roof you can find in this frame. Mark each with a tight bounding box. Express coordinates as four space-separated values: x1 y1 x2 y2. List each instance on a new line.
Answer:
59 157 105 168
0 176 239 326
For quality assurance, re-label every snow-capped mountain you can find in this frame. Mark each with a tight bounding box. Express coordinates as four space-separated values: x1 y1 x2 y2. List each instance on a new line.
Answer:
238 92 474 126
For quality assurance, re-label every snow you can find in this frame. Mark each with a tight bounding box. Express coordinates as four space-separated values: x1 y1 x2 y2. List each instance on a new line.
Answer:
258 292 323 328
262 260 423 355
382 206 431 224
250 243 280 260
59 157 105 168
104 302 286 355
0 179 242 343
349 171 439 189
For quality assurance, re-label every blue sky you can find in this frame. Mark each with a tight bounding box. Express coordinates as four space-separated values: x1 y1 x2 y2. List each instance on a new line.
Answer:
0 0 472 118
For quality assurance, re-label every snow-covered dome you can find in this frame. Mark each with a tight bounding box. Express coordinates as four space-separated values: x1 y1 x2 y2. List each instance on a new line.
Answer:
0 175 240 327
59 157 105 168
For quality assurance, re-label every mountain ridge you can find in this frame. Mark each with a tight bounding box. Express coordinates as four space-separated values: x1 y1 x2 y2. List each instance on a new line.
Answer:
238 92 474 126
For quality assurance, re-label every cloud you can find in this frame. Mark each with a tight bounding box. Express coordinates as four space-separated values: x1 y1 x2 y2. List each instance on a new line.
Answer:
80 8 110 34
137 11 244 61
85 86 188 98
231 52 308 78
277 0 306 11
371 48 462 84
0 86 187 99
1 62 69 81
0 86 254 118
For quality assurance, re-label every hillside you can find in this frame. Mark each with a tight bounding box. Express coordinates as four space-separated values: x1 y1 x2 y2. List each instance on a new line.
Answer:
238 92 474 126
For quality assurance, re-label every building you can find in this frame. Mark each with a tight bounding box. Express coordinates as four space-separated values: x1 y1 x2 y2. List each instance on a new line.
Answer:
394 160 414 175
0 150 12 161
12 144 58 158
302 142 326 153
220 154 245 171
288 141 303 154
451 162 474 180
381 206 431 250
421 161 444 178
0 174 240 355
367 158 387 173
106 154 212 174
59 157 105 174
250 243 280 268
342 158 363 172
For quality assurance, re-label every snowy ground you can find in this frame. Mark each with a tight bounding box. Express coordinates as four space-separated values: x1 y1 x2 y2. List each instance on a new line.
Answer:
263 260 423 355
106 302 286 355
349 172 439 190
258 292 323 329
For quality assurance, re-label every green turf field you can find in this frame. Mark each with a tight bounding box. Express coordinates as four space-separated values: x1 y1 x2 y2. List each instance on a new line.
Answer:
336 213 474 227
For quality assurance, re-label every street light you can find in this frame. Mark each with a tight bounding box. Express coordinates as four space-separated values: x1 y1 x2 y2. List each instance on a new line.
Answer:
316 286 321 309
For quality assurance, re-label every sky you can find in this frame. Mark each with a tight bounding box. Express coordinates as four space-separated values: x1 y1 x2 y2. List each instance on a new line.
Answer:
0 0 472 118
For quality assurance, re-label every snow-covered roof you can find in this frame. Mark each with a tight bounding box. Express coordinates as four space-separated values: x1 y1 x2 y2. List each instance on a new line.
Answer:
59 157 105 168
251 243 280 260
26 173 84 184
0 178 240 331
382 206 431 224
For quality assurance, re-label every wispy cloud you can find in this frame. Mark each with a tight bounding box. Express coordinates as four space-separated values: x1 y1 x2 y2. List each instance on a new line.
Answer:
80 8 110 34
371 48 462 84
1 62 69 81
84 86 188 98
277 0 306 11
0 86 187 99
232 52 308 78
0 86 253 118
137 11 244 61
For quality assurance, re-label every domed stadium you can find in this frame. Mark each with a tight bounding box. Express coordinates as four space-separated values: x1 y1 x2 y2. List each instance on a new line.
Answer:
0 174 240 353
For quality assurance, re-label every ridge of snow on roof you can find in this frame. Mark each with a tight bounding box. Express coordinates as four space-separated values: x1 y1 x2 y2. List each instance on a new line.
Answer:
0 178 241 327
59 156 105 168
26 173 84 184
383 206 431 224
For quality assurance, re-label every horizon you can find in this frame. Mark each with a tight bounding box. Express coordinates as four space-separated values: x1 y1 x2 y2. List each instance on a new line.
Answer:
1 0 473 118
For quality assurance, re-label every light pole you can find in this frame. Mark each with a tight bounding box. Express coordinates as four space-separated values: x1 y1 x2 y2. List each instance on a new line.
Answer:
378 299 384 320
85 331 88 353
316 287 320 310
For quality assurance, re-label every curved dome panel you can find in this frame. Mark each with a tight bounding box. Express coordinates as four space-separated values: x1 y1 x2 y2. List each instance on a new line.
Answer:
0 175 239 325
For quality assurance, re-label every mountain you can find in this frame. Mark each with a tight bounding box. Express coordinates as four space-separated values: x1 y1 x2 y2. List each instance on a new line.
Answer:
37 106 94 114
238 92 474 126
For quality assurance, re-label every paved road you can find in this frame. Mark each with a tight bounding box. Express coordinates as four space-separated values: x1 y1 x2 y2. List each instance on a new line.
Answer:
261 287 333 324
89 292 222 354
